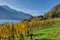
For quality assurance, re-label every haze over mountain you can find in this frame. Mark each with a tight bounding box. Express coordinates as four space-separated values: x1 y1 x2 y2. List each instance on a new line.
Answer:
0 5 32 20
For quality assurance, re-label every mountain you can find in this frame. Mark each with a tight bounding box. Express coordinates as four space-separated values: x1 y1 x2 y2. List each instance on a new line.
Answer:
0 5 32 20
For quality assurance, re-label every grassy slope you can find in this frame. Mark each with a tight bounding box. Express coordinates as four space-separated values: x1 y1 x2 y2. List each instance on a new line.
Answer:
32 22 60 40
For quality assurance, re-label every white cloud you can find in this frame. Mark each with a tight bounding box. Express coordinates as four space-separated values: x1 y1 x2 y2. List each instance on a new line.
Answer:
7 6 42 16
16 8 43 16
0 0 8 5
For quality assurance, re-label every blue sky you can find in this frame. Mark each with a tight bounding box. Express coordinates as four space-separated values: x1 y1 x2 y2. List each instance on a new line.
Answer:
0 0 60 16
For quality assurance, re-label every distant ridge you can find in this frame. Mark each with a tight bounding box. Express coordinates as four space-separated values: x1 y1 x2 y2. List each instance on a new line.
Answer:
0 5 32 20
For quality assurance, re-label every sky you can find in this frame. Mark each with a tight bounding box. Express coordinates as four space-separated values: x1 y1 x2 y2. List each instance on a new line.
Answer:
0 0 60 16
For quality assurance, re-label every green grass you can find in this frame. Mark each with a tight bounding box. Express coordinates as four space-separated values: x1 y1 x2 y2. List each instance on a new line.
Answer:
1 22 60 40
32 22 60 40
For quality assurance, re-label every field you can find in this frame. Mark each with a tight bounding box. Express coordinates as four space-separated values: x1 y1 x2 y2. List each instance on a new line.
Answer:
25 21 60 40
0 18 60 40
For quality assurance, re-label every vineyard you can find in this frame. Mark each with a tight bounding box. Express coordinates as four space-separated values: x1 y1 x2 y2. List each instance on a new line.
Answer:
32 21 60 40
0 18 60 40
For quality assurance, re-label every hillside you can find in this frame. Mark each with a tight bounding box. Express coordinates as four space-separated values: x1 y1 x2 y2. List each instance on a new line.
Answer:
44 4 60 19
0 18 60 40
32 21 60 40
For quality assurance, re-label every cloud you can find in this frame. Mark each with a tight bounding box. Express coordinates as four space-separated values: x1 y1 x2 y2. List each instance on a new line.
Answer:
13 7 44 16
0 0 8 5
17 8 43 16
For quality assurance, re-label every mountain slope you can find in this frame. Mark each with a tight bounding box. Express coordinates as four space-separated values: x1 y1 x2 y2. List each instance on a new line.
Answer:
43 4 60 19
0 5 32 20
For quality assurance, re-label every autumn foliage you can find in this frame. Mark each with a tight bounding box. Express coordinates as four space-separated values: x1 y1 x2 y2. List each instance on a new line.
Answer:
0 18 60 40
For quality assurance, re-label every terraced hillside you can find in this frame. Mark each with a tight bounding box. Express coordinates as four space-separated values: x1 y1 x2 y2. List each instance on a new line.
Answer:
0 18 60 40
29 21 60 40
